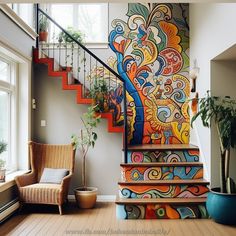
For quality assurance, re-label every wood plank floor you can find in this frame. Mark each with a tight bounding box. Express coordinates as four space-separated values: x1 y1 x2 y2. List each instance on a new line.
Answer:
1 202 236 236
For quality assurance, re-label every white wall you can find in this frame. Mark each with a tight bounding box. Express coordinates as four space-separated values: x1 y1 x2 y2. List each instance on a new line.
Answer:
190 3 236 186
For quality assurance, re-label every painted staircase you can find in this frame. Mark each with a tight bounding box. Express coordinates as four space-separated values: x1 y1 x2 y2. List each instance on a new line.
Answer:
35 6 209 220
116 144 209 219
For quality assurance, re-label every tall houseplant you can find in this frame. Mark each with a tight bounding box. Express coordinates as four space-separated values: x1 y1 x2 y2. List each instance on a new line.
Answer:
0 141 7 182
191 91 236 224
71 106 101 208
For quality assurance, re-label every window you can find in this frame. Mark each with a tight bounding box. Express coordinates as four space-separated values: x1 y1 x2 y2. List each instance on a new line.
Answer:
7 3 34 28
0 56 16 172
50 3 108 43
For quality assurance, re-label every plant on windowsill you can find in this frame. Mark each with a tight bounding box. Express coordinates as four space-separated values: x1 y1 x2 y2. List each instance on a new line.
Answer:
0 141 7 183
89 79 109 113
57 27 84 44
39 16 49 42
71 105 101 209
191 91 236 225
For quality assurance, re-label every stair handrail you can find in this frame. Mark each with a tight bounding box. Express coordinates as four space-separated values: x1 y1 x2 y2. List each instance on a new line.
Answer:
36 4 128 162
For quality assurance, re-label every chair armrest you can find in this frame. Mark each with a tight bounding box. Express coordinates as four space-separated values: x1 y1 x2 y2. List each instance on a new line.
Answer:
61 173 73 188
14 172 36 188
60 173 73 201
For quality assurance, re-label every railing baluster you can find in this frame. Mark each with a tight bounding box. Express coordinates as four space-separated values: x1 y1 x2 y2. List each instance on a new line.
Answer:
83 50 86 97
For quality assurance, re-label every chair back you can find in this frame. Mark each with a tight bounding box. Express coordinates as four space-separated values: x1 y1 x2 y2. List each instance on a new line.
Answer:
29 141 76 182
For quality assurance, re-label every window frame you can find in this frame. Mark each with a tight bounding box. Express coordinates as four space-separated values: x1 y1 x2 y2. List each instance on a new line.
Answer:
48 3 109 46
0 54 17 173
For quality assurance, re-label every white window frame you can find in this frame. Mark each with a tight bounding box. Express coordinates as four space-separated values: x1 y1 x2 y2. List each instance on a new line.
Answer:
46 3 109 47
0 54 17 173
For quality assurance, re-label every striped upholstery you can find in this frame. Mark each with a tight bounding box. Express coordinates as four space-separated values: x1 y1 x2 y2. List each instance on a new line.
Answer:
20 183 62 204
15 141 76 214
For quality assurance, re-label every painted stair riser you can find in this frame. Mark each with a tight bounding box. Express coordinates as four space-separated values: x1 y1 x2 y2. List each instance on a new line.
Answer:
116 203 208 219
127 150 200 163
119 185 209 199
121 166 203 181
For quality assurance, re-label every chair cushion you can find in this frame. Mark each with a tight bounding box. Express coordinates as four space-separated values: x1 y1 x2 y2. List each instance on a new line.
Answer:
20 183 62 204
39 168 69 184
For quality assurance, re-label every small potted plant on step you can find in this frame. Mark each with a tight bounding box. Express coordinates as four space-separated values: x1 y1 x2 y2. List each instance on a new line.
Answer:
39 16 49 42
191 91 236 225
0 141 7 182
72 106 101 209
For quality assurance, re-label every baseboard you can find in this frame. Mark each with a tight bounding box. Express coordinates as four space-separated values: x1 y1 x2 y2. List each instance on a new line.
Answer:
0 199 20 223
68 194 116 202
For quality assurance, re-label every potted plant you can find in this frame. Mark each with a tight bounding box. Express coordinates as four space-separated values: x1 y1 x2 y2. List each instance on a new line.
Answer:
71 106 101 209
39 16 49 42
89 80 109 113
191 91 236 225
0 141 7 182
58 27 84 44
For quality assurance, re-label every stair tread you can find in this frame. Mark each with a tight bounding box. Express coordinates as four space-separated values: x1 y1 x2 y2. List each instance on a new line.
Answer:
118 179 209 185
121 162 203 167
115 197 207 204
127 144 199 151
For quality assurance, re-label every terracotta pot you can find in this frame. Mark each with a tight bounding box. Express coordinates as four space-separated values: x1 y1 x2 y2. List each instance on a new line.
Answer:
0 169 6 182
74 187 97 209
39 31 48 42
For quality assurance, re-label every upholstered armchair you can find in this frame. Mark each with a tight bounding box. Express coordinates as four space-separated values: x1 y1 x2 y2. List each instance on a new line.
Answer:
15 141 75 215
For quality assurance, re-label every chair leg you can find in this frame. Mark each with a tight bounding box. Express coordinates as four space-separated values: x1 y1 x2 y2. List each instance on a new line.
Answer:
59 205 63 215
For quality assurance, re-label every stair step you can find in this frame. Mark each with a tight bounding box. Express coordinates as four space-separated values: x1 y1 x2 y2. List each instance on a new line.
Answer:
116 197 207 204
116 197 208 219
127 149 200 163
127 144 199 151
118 179 209 199
121 162 203 167
118 179 209 185
121 162 203 181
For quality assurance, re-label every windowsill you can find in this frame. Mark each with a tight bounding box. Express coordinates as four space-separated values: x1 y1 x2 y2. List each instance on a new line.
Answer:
0 170 30 192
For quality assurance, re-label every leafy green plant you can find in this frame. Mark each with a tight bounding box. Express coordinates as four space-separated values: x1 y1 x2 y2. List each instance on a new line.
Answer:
89 80 109 112
0 141 7 169
58 27 84 44
39 16 49 32
71 106 101 190
191 91 236 193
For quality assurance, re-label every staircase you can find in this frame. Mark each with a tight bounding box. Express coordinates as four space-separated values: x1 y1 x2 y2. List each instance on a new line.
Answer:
35 6 209 220
116 144 209 219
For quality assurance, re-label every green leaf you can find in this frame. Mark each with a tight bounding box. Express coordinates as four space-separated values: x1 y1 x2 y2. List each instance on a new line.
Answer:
127 3 149 21
179 30 189 52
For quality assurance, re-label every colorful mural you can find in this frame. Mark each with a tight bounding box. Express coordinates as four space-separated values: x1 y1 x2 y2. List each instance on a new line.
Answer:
127 150 199 163
109 3 190 144
119 184 208 199
121 165 203 181
116 203 208 219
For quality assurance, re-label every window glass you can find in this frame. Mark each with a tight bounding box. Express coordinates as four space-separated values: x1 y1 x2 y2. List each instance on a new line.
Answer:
0 91 10 168
0 60 9 82
50 3 108 43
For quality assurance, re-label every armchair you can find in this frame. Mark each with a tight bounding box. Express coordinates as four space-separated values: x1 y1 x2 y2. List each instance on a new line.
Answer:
15 141 75 215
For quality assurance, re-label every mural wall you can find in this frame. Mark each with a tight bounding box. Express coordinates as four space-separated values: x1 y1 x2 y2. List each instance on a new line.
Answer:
109 3 190 145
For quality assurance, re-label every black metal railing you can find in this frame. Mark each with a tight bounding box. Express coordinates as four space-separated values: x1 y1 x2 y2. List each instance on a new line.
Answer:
36 5 128 162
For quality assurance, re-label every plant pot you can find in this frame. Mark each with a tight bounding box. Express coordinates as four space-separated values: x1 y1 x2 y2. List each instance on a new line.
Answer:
206 187 236 225
74 187 97 209
0 169 6 182
39 31 48 42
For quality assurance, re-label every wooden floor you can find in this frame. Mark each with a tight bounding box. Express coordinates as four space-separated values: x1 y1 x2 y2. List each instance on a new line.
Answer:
1 202 236 236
